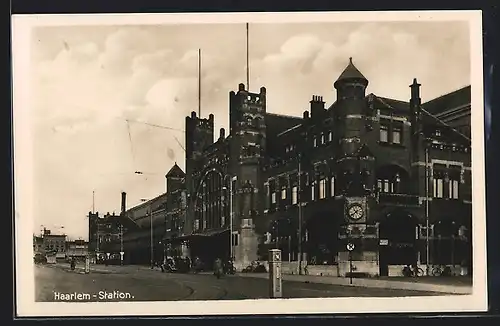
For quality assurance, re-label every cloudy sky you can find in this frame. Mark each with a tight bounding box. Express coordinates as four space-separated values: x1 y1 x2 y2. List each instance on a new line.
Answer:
29 20 470 239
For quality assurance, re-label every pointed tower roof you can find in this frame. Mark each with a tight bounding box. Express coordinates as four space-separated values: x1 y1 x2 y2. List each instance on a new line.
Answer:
165 162 185 178
334 57 368 88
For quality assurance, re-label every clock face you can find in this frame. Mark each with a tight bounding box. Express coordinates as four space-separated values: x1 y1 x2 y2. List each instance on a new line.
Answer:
348 204 364 220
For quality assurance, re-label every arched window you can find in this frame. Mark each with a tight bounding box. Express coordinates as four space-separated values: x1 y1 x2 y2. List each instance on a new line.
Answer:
319 178 326 199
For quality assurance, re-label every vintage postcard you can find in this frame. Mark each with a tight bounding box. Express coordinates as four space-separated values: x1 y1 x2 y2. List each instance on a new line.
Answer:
12 10 487 317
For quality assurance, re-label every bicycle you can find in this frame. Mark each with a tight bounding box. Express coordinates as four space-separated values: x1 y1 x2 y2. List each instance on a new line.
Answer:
431 265 452 277
402 265 424 277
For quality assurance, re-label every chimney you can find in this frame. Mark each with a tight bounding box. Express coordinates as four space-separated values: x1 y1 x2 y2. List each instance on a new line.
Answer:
121 192 126 214
410 78 421 105
310 95 325 119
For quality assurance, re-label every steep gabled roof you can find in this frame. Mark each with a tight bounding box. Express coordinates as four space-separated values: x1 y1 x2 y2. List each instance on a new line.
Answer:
374 96 410 112
422 85 471 115
420 108 471 144
165 162 185 178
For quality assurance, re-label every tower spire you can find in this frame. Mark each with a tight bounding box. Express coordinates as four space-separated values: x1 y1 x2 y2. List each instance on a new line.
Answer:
198 48 201 117
246 22 249 91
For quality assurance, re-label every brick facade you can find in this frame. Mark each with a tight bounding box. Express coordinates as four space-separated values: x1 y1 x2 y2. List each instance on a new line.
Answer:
101 58 472 275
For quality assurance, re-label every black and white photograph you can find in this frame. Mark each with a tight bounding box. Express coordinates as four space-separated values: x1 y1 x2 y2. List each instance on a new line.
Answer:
13 11 487 316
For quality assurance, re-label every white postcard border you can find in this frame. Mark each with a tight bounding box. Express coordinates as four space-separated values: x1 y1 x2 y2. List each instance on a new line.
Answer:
12 10 487 317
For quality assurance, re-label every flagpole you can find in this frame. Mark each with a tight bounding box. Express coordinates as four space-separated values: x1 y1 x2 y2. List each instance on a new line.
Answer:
198 48 201 117
246 23 249 91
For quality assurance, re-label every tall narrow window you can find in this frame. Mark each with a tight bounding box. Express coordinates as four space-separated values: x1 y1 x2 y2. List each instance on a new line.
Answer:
449 179 459 199
313 137 317 147
292 186 298 204
281 187 287 200
311 181 316 201
321 133 325 144
380 125 389 142
319 178 326 199
377 179 394 193
330 177 335 197
392 127 402 144
271 192 277 204
328 132 333 142
433 177 444 198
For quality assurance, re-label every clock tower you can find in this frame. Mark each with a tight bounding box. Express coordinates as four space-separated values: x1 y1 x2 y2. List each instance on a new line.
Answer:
333 58 378 276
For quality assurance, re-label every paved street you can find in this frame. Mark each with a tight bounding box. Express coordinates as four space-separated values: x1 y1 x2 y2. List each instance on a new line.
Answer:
35 264 443 302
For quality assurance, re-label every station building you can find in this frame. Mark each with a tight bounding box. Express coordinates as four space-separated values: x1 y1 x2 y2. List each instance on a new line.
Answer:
100 58 472 276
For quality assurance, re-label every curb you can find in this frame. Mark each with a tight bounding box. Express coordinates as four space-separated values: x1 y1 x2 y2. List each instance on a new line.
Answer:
48 264 116 275
236 273 472 295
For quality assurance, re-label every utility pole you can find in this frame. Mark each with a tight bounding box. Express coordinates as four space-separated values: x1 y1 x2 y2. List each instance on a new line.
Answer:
425 144 430 276
229 176 237 260
150 204 154 269
298 154 303 275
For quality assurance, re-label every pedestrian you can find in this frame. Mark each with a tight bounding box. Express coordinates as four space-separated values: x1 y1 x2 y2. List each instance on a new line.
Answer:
214 257 223 279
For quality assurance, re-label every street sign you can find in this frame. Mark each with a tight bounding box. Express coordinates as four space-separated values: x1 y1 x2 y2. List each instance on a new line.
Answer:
379 239 389 246
346 243 355 251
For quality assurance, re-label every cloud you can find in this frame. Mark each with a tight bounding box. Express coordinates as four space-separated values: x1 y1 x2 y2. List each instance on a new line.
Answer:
29 22 470 239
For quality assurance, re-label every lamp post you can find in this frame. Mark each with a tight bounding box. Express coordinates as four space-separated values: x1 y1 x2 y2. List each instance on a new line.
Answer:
119 224 124 265
298 153 303 275
140 198 154 269
424 144 430 276
222 174 237 260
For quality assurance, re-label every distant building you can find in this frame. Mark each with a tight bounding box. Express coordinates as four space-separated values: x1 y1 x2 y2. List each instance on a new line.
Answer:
33 235 44 255
40 229 67 261
66 239 89 260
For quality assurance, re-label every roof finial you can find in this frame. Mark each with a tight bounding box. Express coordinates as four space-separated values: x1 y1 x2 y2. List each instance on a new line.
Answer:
349 57 353 64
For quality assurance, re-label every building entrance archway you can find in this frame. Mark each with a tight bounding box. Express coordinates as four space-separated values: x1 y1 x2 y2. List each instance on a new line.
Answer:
305 213 341 265
379 211 418 276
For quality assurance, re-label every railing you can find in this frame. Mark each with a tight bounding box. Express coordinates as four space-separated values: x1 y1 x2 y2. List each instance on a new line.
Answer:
378 192 420 207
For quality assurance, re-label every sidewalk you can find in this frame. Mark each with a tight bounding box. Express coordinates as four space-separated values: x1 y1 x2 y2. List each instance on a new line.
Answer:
49 263 122 275
236 272 473 295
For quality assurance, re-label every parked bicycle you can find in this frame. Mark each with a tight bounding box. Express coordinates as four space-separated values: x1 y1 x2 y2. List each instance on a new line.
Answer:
431 265 452 277
402 265 424 277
